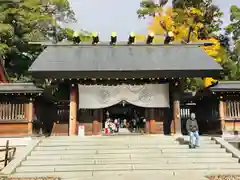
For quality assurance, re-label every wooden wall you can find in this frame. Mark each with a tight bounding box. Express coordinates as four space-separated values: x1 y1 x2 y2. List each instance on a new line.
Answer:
225 121 240 132
145 108 167 134
0 98 28 136
193 93 240 135
223 97 240 135
0 96 57 137
52 109 101 136
0 122 28 136
78 109 103 136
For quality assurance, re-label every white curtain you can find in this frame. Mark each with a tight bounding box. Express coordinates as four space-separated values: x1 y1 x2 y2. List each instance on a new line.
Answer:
78 84 169 109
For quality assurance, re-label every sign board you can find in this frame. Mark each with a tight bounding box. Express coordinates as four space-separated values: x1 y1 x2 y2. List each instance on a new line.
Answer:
78 125 85 137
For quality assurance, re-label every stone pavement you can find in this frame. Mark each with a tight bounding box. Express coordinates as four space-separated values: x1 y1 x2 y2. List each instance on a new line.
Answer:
0 137 32 170
3 135 240 180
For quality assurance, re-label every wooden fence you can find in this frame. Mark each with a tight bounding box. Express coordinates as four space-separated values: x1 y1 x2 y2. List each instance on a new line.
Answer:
224 101 240 120
0 102 25 120
223 100 240 133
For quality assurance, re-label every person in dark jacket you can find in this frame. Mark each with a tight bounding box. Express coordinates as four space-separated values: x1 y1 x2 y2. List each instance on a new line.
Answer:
186 113 199 148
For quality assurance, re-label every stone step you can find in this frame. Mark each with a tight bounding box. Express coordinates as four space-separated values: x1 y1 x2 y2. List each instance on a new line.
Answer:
34 144 221 150
21 157 239 166
160 148 226 153
43 137 179 142
45 136 173 140
97 148 226 154
40 141 214 146
39 140 216 147
15 163 240 173
91 169 240 179
39 142 179 146
97 157 239 164
46 135 213 140
46 136 213 142
30 148 225 155
130 152 232 158
12 171 93 178
41 137 214 143
133 163 240 170
27 152 232 160
11 169 240 179
42 137 214 141
15 164 133 172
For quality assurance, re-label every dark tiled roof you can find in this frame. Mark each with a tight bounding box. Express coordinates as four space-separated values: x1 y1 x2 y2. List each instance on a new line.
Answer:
210 81 240 92
0 83 43 94
29 45 222 78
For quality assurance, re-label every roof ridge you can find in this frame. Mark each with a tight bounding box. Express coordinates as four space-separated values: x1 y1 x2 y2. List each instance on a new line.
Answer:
29 41 214 47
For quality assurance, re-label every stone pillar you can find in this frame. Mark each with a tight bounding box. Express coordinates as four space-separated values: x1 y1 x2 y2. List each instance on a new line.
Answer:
27 98 34 135
92 109 101 135
219 96 225 134
149 108 156 134
69 84 78 136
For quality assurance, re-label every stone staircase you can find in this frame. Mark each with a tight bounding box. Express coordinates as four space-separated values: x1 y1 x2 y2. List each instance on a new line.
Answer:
9 136 240 180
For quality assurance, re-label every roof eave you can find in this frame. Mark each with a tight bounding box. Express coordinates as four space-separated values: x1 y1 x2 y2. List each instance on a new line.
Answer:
29 69 222 79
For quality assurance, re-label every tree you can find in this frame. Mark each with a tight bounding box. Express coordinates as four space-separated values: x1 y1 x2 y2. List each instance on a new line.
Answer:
226 5 240 41
0 0 88 82
137 0 223 33
224 5 240 80
137 1 231 91
172 0 223 33
226 5 240 57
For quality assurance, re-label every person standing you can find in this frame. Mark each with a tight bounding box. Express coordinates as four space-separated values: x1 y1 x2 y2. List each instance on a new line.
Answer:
186 113 199 148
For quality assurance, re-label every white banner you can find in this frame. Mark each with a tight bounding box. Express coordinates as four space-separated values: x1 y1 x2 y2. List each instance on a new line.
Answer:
78 84 169 109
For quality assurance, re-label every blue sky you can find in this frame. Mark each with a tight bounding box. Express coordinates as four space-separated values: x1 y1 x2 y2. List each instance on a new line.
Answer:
67 0 240 41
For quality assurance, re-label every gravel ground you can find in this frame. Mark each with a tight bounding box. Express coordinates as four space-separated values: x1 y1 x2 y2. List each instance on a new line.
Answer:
207 176 240 180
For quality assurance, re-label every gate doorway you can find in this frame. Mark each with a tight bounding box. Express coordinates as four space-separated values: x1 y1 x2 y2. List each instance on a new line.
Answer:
103 101 146 134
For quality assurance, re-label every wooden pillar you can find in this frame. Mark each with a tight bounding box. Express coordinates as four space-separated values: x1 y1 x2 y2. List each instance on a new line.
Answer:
171 79 182 135
27 98 34 135
24 103 29 121
99 109 103 132
173 95 181 134
69 84 78 136
92 109 100 135
144 109 150 134
149 108 156 134
170 119 175 135
219 96 225 134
